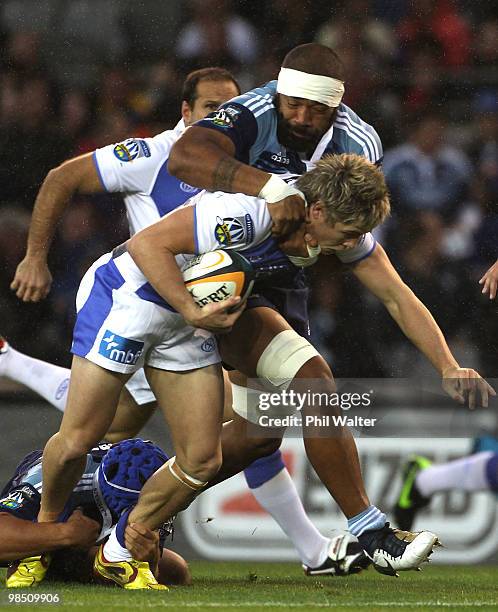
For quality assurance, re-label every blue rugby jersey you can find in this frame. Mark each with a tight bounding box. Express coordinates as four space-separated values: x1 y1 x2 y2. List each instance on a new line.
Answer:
195 80 383 172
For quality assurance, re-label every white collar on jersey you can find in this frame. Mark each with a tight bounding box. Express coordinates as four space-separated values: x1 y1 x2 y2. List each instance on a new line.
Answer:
310 123 335 164
174 118 186 133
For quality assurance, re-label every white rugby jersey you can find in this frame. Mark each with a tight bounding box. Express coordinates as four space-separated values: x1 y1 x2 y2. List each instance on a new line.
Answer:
193 190 376 265
93 119 201 235
112 189 376 310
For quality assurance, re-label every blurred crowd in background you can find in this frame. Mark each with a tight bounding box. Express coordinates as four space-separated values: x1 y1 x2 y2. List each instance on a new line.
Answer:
0 0 496 378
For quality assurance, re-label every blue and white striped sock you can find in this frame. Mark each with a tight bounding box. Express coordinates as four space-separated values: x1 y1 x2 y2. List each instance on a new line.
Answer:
347 505 386 537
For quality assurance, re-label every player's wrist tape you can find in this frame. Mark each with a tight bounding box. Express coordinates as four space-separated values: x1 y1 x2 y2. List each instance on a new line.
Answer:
258 174 306 204
167 457 207 491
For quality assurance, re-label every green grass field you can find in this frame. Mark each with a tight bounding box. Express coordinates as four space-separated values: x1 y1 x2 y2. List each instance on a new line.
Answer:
1 563 497 612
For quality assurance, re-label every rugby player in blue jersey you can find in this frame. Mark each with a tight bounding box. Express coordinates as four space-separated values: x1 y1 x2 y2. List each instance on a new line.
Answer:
167 42 494 572
0 439 190 589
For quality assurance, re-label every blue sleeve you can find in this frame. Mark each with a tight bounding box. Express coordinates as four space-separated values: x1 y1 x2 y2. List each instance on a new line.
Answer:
195 102 259 164
0 483 40 521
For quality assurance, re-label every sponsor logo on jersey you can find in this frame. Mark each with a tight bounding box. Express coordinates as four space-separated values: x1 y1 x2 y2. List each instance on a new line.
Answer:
180 182 199 194
113 139 151 162
55 377 70 401
0 488 32 510
99 331 144 365
201 338 216 353
214 214 254 246
210 105 241 128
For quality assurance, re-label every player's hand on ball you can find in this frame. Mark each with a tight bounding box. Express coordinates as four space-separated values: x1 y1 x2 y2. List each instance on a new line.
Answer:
184 296 245 333
268 194 306 237
479 259 498 299
63 508 100 549
125 522 160 567
442 367 496 409
10 256 52 302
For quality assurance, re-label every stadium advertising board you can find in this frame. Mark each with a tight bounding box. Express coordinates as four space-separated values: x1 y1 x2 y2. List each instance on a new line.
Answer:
181 438 498 563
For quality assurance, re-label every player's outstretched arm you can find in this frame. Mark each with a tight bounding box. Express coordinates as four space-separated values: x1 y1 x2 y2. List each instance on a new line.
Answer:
10 153 104 303
0 509 99 562
479 259 498 299
352 244 495 408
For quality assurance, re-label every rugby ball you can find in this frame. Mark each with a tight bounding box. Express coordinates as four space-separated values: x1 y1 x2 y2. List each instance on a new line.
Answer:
183 250 254 308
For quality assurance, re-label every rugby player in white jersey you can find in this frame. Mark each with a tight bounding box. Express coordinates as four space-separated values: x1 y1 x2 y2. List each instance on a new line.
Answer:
35 154 493 589
8 68 348 579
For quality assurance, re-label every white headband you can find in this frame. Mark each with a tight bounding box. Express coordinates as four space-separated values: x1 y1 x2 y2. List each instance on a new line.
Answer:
276 67 345 108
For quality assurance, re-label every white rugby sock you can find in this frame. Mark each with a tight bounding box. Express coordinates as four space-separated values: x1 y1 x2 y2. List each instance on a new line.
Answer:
0 345 70 412
416 451 494 496
102 526 132 562
250 468 330 568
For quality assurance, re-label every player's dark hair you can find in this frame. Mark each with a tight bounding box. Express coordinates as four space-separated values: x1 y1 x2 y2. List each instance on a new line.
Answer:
282 43 345 81
47 549 95 583
182 68 240 108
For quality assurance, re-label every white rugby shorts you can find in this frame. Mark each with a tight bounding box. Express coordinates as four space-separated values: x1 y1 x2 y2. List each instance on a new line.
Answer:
72 253 220 375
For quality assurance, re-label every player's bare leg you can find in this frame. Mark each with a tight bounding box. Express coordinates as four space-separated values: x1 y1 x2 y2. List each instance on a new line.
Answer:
219 306 369 516
126 363 224 528
218 307 440 574
39 356 129 522
105 388 156 444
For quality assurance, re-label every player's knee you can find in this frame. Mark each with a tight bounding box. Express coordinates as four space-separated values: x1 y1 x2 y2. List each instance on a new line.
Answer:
57 434 93 463
178 448 222 482
295 355 337 393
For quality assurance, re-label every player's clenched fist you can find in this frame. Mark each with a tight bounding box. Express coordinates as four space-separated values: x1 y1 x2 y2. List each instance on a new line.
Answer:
259 174 307 236
63 508 100 549
11 256 52 302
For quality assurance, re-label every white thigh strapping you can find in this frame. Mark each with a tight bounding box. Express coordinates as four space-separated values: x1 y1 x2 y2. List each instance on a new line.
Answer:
256 330 319 390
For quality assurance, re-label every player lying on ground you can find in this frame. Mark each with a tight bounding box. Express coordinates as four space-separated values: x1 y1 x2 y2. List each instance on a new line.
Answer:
37 153 490 590
0 337 343 577
0 439 190 589
8 66 339 576
394 450 498 531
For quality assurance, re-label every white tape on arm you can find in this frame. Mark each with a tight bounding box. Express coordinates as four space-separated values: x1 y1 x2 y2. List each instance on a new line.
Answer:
258 174 306 204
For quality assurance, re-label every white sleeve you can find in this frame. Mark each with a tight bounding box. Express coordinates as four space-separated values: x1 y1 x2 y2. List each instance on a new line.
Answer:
336 233 377 264
93 134 172 194
193 191 271 254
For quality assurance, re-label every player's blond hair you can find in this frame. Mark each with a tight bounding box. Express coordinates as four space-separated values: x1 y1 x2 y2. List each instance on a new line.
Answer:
297 154 390 231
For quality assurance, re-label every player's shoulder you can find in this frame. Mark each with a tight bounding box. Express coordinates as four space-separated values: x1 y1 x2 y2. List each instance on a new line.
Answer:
147 125 184 155
229 80 276 118
333 103 383 163
111 123 183 162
